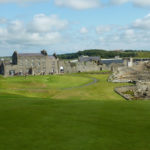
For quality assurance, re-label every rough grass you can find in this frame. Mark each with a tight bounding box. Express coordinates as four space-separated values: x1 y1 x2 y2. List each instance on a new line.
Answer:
0 73 150 150
137 51 150 58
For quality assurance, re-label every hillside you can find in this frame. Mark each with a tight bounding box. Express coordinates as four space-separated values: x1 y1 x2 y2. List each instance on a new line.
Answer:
58 49 150 59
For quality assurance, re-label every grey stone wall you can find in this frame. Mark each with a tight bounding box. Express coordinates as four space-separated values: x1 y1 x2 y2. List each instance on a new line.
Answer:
17 55 47 75
3 54 59 76
134 81 150 98
114 86 135 100
1 51 124 76
59 60 103 73
58 60 123 74
45 57 59 74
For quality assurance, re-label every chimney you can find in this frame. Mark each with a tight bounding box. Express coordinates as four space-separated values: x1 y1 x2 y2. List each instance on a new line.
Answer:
41 50 48 56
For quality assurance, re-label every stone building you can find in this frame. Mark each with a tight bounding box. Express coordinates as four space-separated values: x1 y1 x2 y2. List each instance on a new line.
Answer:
59 56 103 73
0 51 126 76
59 60 103 73
79 56 101 63
0 50 59 76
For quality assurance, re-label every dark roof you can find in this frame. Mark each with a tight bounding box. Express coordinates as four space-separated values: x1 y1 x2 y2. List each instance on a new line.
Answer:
79 56 100 62
18 53 44 57
102 59 123 65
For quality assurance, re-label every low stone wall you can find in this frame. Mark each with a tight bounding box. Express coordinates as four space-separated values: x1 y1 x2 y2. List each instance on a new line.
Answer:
114 85 136 100
133 81 150 99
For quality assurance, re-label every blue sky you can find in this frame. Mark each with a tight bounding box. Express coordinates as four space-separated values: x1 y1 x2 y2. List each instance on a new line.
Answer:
0 0 150 56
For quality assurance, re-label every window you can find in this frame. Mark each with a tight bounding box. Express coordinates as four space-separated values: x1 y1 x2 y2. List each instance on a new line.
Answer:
19 71 22 75
9 70 15 76
60 66 64 73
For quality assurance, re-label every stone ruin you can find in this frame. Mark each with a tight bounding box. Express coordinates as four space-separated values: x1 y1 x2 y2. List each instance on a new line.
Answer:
134 81 150 99
110 61 150 100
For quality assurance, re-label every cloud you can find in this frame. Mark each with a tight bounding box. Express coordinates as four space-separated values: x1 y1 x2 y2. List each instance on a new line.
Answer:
0 0 48 4
7 20 24 33
0 14 68 47
132 0 150 7
96 14 150 50
2 12 150 55
54 0 150 10
28 14 68 32
96 25 112 34
133 14 150 30
54 0 101 10
110 0 150 7
124 29 134 37
80 27 88 34
0 0 150 10
110 0 129 5
0 18 7 24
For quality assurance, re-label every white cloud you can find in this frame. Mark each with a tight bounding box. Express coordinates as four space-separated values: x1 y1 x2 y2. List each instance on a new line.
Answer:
95 14 150 50
133 14 150 29
0 0 150 9
54 0 101 10
28 14 68 32
5 31 62 46
121 29 137 42
0 18 7 24
0 0 48 4
2 12 150 55
132 0 150 7
0 0 150 10
124 29 134 36
110 0 150 7
110 0 129 5
80 27 88 34
8 20 24 33
96 25 112 34
0 14 68 47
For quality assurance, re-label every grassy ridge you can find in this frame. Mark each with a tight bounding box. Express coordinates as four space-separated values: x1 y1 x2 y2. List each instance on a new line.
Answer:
58 49 150 59
136 51 150 58
58 49 137 59
0 73 150 150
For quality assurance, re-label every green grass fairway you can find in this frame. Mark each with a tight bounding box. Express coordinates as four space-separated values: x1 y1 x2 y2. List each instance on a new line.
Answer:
0 73 150 150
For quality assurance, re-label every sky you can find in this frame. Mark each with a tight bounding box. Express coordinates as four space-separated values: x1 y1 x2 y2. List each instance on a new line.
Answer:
0 0 150 56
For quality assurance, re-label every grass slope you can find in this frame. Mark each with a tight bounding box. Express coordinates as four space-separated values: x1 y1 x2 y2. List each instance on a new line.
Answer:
137 51 150 58
0 73 150 150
